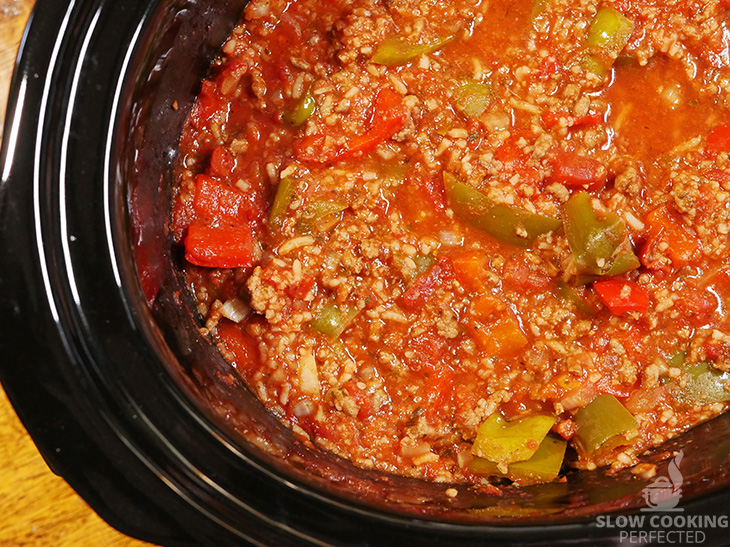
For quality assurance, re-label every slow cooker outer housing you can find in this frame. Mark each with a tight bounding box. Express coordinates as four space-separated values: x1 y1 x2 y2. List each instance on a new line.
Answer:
1 0 730 545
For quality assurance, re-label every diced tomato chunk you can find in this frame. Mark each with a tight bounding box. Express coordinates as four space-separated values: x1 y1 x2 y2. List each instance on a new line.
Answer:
707 123 730 153
503 253 554 292
422 366 454 420
285 274 316 300
451 251 489 292
593 279 650 315
675 283 717 326
209 147 236 178
217 319 260 369
404 331 453 419
403 259 455 311
640 204 701 271
465 314 528 359
536 56 559 77
494 133 530 166
294 134 341 164
705 168 730 187
414 173 447 212
705 341 727 362
294 87 408 164
184 224 255 268
193 175 256 224
265 12 306 57
344 380 375 420
548 150 607 189
406 331 447 371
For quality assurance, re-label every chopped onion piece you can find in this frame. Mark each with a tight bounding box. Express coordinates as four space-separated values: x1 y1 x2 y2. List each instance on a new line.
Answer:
400 440 432 459
298 349 320 395
292 398 316 417
624 211 645 231
220 298 251 323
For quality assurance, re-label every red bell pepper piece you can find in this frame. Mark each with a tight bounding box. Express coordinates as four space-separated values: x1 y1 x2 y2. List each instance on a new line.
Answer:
640 204 701 270
451 251 489 292
337 87 408 159
548 150 607 189
593 279 650 315
707 123 730 153
184 223 254 268
403 259 455 311
193 175 256 224
295 87 408 163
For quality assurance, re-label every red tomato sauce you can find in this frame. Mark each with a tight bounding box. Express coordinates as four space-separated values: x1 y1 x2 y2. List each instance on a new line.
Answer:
172 0 730 486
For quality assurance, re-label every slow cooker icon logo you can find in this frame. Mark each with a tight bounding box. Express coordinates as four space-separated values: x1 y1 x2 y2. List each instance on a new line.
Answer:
641 451 684 512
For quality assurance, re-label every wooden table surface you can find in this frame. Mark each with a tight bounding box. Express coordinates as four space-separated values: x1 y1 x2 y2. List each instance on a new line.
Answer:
0 2 155 545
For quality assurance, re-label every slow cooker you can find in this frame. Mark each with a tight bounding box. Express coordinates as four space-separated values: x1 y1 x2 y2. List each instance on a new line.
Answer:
2 0 730 545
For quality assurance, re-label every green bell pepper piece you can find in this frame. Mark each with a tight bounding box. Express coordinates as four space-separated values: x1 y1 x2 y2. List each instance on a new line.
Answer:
587 7 634 54
485 205 563 247
413 254 435 275
471 435 567 486
581 53 610 77
454 81 493 118
310 302 359 339
472 413 557 466
445 173 562 247
603 248 641 276
403 254 436 282
444 172 491 214
585 7 634 75
284 91 316 126
532 0 552 19
558 280 598 315
371 34 455 66
575 394 637 455
297 200 348 234
677 362 730 404
563 191 639 279
269 176 296 231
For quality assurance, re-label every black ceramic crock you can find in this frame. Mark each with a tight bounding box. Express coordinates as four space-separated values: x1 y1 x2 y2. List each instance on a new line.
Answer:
2 0 730 545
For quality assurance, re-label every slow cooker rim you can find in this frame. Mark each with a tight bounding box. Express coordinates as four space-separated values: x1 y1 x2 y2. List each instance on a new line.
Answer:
2 0 730 545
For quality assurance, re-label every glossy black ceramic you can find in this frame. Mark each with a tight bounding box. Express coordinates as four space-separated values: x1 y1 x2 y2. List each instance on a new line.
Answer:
1 0 730 545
